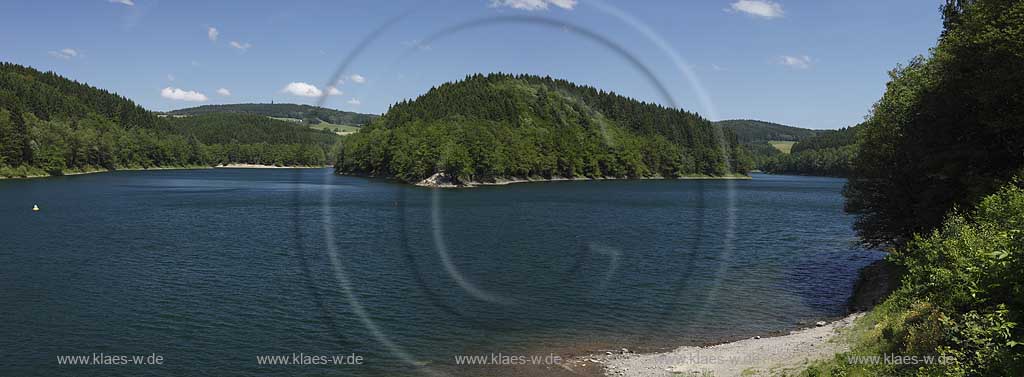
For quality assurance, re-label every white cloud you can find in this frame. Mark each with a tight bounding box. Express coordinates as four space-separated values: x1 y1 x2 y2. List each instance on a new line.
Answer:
229 41 251 51
109 0 134 6
712 64 725 71
161 87 208 102
166 74 175 82
348 74 366 84
729 0 784 19
48 48 78 60
547 0 576 9
347 98 361 105
216 88 231 96
779 55 812 69
207 27 219 42
490 0 576 11
281 82 342 97
282 82 322 97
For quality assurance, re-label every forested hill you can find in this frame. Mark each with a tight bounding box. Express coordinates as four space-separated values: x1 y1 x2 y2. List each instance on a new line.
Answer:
337 73 752 184
0 62 341 178
715 119 820 143
167 103 378 126
762 124 861 176
715 119 822 171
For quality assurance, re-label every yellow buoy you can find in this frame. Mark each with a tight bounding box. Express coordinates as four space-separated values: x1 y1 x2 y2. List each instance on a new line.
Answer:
32 204 40 212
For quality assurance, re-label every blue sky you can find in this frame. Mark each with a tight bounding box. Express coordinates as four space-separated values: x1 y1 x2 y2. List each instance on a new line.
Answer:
0 0 943 129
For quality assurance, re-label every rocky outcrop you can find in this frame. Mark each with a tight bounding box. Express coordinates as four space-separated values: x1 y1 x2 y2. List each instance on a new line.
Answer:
415 172 459 188
849 259 901 312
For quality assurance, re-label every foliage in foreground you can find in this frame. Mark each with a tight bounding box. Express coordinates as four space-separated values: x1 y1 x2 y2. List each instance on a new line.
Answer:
844 0 1024 247
804 180 1024 376
809 1 1024 375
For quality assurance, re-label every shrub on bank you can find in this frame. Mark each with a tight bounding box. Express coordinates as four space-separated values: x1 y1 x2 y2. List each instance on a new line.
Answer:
805 180 1024 376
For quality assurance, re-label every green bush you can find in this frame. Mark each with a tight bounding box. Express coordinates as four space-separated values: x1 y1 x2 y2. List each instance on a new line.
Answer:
804 181 1024 376
894 181 1024 375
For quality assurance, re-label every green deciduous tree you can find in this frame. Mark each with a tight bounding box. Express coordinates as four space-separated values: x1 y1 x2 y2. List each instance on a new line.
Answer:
843 0 1024 246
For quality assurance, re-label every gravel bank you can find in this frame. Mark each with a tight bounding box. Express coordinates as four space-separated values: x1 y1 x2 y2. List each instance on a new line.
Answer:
562 313 862 377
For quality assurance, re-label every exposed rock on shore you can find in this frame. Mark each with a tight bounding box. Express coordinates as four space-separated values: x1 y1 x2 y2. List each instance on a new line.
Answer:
416 172 459 187
848 259 900 312
413 172 751 188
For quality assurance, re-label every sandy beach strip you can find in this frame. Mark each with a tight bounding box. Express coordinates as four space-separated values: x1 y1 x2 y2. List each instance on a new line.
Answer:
570 313 861 377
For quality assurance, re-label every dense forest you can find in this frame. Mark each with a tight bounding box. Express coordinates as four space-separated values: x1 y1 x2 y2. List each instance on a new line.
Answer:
713 118 858 176
761 124 860 176
746 142 784 170
0 62 341 177
716 119 820 143
336 73 752 184
166 103 377 126
715 119 823 172
806 0 1024 375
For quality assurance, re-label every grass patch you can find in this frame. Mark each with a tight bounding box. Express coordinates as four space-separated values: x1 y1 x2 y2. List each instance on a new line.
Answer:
309 122 360 135
740 367 761 376
267 116 360 135
801 300 900 376
769 140 796 154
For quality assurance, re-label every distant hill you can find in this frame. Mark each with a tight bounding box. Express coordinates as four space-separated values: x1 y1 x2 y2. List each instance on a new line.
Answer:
166 103 378 126
762 124 863 177
716 119 822 170
715 119 821 143
0 62 341 177
791 125 859 154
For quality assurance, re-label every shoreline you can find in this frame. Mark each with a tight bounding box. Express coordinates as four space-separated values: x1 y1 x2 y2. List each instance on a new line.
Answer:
0 166 212 180
412 172 752 188
460 313 864 377
1 164 331 180
558 313 863 377
214 163 329 169
543 260 895 377
528 311 856 377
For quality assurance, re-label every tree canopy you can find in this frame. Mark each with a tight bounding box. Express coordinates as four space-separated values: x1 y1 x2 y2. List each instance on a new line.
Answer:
716 119 821 143
336 73 751 183
0 62 342 177
843 0 1024 247
166 103 378 126
760 124 861 177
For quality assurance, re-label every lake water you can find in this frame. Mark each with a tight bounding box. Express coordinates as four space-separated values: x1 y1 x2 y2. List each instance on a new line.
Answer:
0 169 881 376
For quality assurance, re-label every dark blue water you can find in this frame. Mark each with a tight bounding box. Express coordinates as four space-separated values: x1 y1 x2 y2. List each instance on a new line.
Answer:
0 169 881 376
